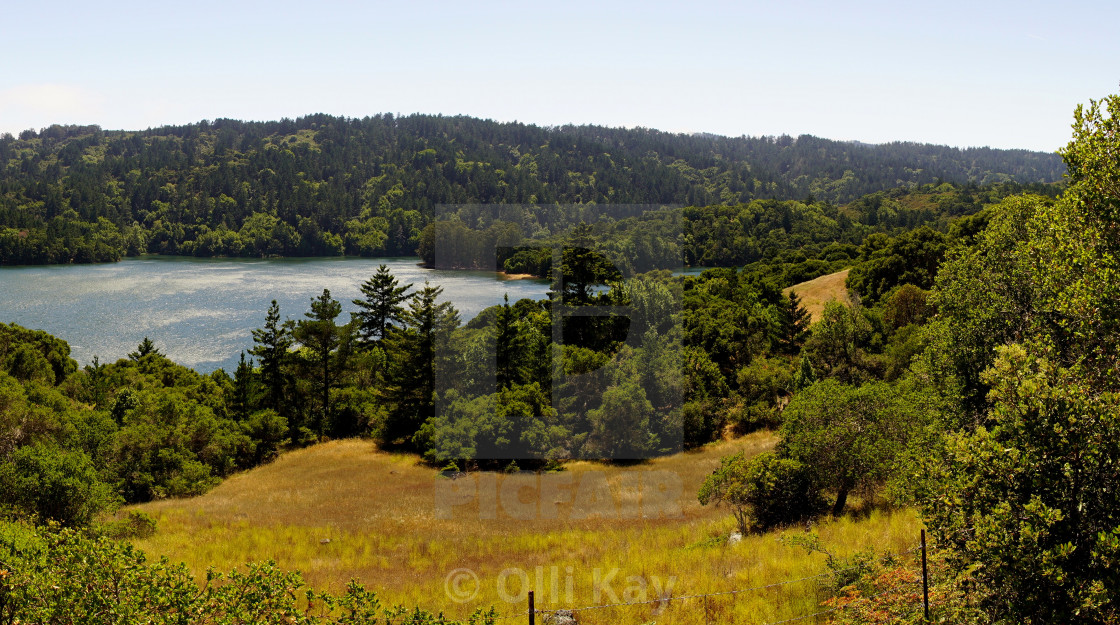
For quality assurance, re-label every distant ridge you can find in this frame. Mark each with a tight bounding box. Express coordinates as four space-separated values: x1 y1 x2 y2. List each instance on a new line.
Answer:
0 113 1063 264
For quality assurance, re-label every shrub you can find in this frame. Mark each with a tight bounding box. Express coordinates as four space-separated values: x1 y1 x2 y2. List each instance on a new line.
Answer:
0 520 500 624
102 511 158 540
0 443 117 526
698 450 824 533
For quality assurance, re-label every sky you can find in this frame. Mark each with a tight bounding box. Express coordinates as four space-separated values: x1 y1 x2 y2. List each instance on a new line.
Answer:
1 0 1116 152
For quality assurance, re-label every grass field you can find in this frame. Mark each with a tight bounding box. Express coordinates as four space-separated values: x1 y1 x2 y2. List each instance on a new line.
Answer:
784 270 852 322
130 433 921 624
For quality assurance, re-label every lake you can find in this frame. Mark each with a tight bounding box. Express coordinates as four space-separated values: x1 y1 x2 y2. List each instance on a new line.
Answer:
0 256 551 373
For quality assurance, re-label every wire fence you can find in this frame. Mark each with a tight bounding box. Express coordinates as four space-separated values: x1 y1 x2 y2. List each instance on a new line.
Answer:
474 536 936 625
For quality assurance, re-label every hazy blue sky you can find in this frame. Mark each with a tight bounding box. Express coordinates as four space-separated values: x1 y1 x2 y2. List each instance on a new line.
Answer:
1 0 1116 151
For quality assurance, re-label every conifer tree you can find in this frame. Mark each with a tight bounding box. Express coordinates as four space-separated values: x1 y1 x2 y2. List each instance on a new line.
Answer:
294 289 343 436
776 291 811 354
381 282 459 447
250 300 291 415
352 265 413 348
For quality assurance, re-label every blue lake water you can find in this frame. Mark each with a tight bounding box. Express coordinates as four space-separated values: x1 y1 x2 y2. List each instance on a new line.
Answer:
0 256 550 373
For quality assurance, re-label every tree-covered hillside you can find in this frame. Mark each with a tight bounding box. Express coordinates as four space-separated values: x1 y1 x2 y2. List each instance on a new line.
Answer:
0 115 1063 264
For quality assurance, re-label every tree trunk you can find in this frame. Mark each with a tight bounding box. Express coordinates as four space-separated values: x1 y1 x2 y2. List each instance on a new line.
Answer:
832 486 850 516
735 508 749 535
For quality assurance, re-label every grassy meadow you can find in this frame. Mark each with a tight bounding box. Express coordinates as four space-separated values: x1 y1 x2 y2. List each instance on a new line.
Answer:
130 432 922 624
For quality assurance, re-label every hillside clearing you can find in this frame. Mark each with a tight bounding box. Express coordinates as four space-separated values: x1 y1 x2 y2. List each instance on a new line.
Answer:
784 269 852 322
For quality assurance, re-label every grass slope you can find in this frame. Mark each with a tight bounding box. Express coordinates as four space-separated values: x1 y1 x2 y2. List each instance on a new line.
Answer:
130 433 919 624
784 269 852 323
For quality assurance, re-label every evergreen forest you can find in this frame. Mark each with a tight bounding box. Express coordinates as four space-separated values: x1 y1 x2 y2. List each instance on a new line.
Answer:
0 114 1061 265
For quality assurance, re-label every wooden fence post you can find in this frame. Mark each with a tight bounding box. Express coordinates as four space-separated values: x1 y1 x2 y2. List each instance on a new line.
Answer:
921 529 930 622
529 589 535 625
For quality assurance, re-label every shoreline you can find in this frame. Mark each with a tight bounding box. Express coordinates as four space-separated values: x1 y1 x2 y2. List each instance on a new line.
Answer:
497 271 542 280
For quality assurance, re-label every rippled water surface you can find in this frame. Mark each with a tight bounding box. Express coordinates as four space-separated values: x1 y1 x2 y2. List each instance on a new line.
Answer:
0 256 550 373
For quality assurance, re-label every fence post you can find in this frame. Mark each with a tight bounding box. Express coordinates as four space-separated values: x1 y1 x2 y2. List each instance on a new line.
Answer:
921 529 930 622
528 590 535 625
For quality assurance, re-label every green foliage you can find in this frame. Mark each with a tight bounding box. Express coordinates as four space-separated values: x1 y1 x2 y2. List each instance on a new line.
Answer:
734 357 794 430
586 380 658 457
0 117 1062 265
881 284 932 332
293 289 346 436
381 282 460 448
681 348 728 446
846 226 948 305
0 520 499 624
241 409 290 465
0 443 117 526
698 450 823 533
0 322 76 384
128 336 162 360
352 264 412 348
0 321 294 515
1060 94 1120 224
919 345 1120 623
111 395 230 501
775 291 811 354
801 300 875 384
502 247 551 276
250 300 292 416
419 383 563 462
682 268 778 382
779 379 927 516
912 92 1120 623
926 194 1046 421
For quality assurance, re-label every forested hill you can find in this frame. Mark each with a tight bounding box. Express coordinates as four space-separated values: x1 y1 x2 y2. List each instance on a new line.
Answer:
0 114 1064 264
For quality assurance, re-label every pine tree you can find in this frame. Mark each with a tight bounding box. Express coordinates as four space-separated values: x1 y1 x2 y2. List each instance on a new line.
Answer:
777 291 811 355
232 351 257 420
293 289 343 436
128 337 162 360
381 281 459 448
494 294 527 389
352 264 413 348
250 300 291 414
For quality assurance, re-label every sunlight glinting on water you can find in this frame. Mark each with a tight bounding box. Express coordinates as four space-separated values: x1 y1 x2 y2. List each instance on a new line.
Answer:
0 256 551 373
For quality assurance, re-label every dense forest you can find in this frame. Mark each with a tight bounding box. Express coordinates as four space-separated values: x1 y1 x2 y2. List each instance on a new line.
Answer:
0 114 1063 264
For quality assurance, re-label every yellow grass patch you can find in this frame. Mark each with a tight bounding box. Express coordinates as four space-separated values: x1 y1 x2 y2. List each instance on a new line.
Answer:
784 270 852 322
131 433 922 624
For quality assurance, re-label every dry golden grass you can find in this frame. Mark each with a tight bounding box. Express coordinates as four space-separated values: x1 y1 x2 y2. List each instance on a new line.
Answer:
131 433 922 624
784 269 852 322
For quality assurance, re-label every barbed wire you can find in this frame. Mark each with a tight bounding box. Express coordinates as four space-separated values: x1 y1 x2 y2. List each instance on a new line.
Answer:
420 540 937 624
514 541 934 624
528 555 913 618
529 570 831 616
760 577 920 625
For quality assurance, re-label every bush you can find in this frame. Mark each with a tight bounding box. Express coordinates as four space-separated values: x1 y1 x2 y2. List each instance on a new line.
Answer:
103 510 158 540
0 443 118 526
698 450 824 533
0 520 500 624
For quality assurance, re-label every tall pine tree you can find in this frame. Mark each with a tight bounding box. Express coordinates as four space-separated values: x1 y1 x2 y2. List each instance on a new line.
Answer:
352 264 413 348
293 289 344 436
776 291 811 354
381 282 459 448
250 300 292 416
